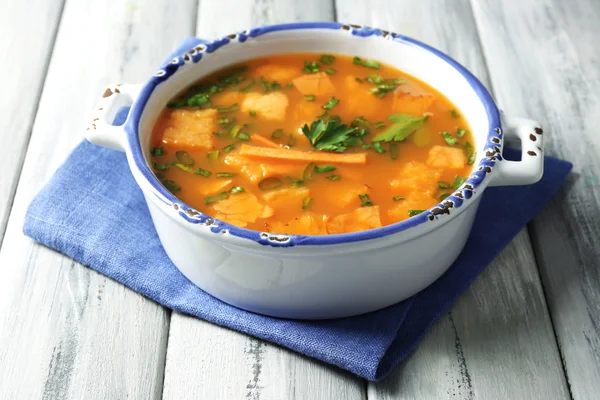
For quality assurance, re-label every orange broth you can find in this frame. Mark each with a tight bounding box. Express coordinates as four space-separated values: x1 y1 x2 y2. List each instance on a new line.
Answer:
150 53 475 235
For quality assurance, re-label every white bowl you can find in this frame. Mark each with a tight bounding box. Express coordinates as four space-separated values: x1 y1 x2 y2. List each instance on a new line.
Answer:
85 23 544 319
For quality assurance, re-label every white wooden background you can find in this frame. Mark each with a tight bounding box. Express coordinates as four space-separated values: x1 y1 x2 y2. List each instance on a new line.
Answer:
0 0 597 399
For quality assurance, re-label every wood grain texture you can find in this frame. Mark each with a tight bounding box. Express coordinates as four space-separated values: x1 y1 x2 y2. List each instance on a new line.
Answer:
162 2 364 399
336 1 570 398
0 0 196 398
471 0 600 398
0 0 65 244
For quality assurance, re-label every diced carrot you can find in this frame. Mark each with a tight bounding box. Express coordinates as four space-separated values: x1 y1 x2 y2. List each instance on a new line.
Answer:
212 191 267 226
327 206 382 234
241 92 289 121
262 187 310 212
389 161 441 196
392 91 435 116
259 163 303 178
254 64 301 82
270 212 328 235
239 144 367 165
250 134 281 149
161 108 217 151
426 145 467 169
292 72 335 96
387 192 438 222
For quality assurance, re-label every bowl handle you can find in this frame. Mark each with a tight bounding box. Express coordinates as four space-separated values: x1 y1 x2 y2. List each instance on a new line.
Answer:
84 84 143 151
488 113 545 187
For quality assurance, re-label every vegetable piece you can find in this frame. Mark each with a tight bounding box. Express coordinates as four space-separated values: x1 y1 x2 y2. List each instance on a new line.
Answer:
370 85 397 98
304 95 316 101
315 165 336 173
467 152 477 165
216 172 236 178
151 147 164 156
156 173 164 179
451 109 460 119
238 80 255 92
324 68 336 75
303 61 320 73
372 141 385 154
374 122 386 129
427 145 467 169
218 117 233 126
326 174 341 181
162 108 217 151
457 128 467 138
206 150 219 160
441 131 457 145
327 206 382 234
322 97 339 110
167 93 211 108
352 56 380 69
249 110 257 117
259 77 282 93
438 181 451 189
175 150 195 165
440 193 450 200
250 134 280 149
237 132 250 141
303 162 316 181
223 144 235 153
258 177 283 190
173 162 194 172
241 92 289 121
389 143 399 160
263 187 311 213
229 186 244 194
359 193 374 207
195 168 211 177
392 196 405 201
217 104 239 113
319 54 335 64
301 118 359 152
287 176 305 188
163 180 181 192
355 77 363 83
452 176 466 189
205 191 229 205
408 209 425 217
239 145 367 165
292 72 335 96
392 91 435 116
229 124 242 139
153 162 169 171
287 134 297 147
271 129 284 139
302 197 312 210
373 114 428 142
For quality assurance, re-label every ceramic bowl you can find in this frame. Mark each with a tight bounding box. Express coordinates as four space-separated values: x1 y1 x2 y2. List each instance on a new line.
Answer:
85 22 544 319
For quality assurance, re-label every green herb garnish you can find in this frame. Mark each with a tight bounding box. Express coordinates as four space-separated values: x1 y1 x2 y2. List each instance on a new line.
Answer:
355 77 363 83
151 147 164 156
456 128 467 138
302 197 313 210
167 93 211 108
155 173 164 179
322 97 339 110
218 104 239 113
249 110 257 117
175 151 194 166
271 129 284 139
195 168 211 177
173 162 194 173
153 162 169 171
259 77 281 93
206 150 219 160
315 165 336 173
390 143 399 160
287 176 305 188
319 54 335 64
218 117 233 126
353 56 380 69
326 174 341 181
374 121 386 129
324 68 336 75
371 85 397 98
438 181 451 189
467 152 477 165
373 114 428 142
213 131 225 138
239 80 255 92
303 162 315 181
229 186 244 194
408 209 425 217
301 118 358 152
223 144 235 153
204 191 229 205
285 83 293 89
362 144 372 150
451 109 460 119
304 95 316 101
238 132 250 141
216 172 236 178
303 61 320 73
163 180 181 192
359 193 374 207
452 176 466 189
441 131 457 145
258 177 283 191
440 193 450 200
392 196 405 202
372 141 385 153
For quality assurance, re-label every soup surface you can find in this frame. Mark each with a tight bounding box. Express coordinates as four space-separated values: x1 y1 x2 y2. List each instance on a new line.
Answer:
150 53 475 235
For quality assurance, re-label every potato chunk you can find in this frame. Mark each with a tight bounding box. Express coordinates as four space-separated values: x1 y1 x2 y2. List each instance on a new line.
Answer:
161 108 217 151
224 154 301 183
262 187 311 213
389 161 441 196
292 72 335 96
327 206 382 234
269 212 328 235
254 64 301 82
241 92 289 121
212 191 267 227
426 145 467 169
342 76 381 120
387 192 438 222
392 91 435 116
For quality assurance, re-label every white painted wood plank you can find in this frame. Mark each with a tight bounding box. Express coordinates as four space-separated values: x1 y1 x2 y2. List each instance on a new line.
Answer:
336 1 569 398
0 0 196 399
471 0 600 398
0 0 64 244
163 2 365 399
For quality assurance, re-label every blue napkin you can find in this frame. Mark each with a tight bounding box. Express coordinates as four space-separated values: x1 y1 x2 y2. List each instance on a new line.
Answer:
23 38 572 381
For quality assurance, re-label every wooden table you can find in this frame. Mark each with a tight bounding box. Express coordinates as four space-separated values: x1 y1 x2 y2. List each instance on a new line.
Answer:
1 0 597 398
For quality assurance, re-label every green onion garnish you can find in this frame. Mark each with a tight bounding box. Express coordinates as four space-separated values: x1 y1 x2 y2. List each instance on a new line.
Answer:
372 141 385 154
302 197 312 210
213 131 225 137
216 172 236 178
362 144 372 150
326 174 341 181
440 193 450 200
322 97 339 110
303 61 320 73
151 147 164 156
353 56 380 69
223 144 235 153
287 176 304 188
155 173 164 179
218 117 233 125
392 196 405 202
324 68 336 75
259 77 282 93
217 104 239 113
370 84 396 98
153 162 169 172
456 128 467 138
390 143 399 160
441 131 457 146
163 180 181 192
173 162 194 173
355 77 363 83
229 186 244 194
319 54 335 64
258 177 283 191
204 191 229 205
175 150 195 166
249 110 257 117
359 193 374 207
237 132 250 141
452 176 466 189
408 209 425 217
450 109 460 119
303 162 315 181
467 152 477 165
315 165 336 173
288 134 297 147
271 129 284 139
285 83 293 89
438 181 451 189
206 150 219 160
229 124 242 139
195 168 211 177
304 95 316 101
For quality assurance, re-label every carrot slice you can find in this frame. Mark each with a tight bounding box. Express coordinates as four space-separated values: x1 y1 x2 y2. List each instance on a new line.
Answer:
239 144 367 165
250 134 281 149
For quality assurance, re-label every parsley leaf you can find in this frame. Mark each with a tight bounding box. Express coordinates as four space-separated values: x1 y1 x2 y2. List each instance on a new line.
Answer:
301 118 358 152
373 114 428 142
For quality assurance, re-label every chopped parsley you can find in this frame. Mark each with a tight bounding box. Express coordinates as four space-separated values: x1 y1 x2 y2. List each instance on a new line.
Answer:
452 176 466 189
304 95 316 101
322 97 340 110
324 67 336 75
303 61 320 73
195 168 211 177
301 118 358 152
441 131 457 145
319 54 335 64
151 147 164 156
353 56 380 69
359 193 374 207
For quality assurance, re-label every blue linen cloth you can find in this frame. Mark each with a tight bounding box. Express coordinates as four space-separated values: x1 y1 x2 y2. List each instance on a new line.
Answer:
23 38 573 381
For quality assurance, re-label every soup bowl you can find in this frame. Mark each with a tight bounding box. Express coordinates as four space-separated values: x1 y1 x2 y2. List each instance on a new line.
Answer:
85 22 544 319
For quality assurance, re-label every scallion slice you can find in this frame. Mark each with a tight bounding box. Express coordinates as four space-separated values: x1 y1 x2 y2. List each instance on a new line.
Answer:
153 162 169 172
204 191 229 205
304 95 316 101
151 146 164 156
303 162 315 181
441 131 457 146
217 103 239 113
258 177 283 191
302 197 312 210
438 181 451 189
237 132 250 141
223 144 235 153
163 180 181 192
324 67 336 75
315 165 336 173
173 162 194 172
408 209 424 217
359 193 373 207
271 129 284 139
452 176 466 189
206 150 219 160
175 150 195 166
392 196 405 202
216 172 236 178
319 54 335 64
195 168 211 177
229 186 244 194
322 97 339 110
326 174 341 181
